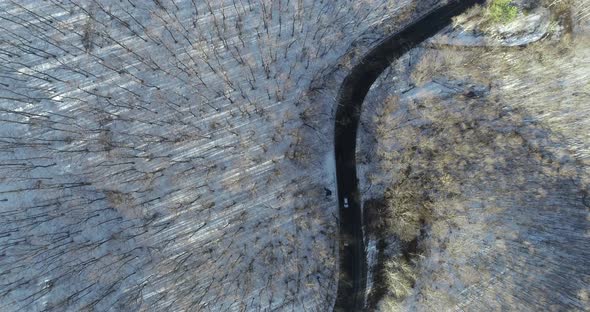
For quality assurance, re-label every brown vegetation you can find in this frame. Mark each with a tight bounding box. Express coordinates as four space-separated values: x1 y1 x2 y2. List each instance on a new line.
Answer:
361 3 590 308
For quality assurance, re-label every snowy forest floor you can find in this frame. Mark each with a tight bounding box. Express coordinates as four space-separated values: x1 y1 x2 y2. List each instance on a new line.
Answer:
0 0 441 311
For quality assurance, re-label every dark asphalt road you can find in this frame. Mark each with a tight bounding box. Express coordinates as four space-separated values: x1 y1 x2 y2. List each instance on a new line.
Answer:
332 1 485 311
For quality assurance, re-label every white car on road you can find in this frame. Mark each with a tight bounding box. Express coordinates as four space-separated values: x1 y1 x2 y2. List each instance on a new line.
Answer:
343 197 349 208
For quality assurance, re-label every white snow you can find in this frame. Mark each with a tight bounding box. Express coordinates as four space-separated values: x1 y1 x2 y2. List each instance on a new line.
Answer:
0 0 422 311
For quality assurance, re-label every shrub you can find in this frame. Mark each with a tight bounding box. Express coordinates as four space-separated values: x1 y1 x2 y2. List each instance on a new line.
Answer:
487 0 518 23
384 182 425 242
384 258 417 299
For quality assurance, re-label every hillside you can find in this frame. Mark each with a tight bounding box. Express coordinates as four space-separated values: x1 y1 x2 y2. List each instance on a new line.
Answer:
1 0 588 311
0 0 416 310
358 0 590 310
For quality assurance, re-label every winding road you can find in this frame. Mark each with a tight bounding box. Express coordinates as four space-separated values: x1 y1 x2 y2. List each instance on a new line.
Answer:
333 1 485 311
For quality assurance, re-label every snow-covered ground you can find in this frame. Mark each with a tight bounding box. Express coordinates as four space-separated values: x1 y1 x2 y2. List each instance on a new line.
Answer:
0 0 423 310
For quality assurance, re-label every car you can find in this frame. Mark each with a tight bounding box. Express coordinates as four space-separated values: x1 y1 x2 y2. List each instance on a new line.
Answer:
343 197 349 208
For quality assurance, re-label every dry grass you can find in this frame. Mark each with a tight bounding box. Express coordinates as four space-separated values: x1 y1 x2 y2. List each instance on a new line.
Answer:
384 258 417 299
365 11 589 308
372 88 588 310
383 180 425 243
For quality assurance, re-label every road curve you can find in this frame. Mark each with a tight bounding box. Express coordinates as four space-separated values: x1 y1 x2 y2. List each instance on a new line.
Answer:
333 1 485 311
